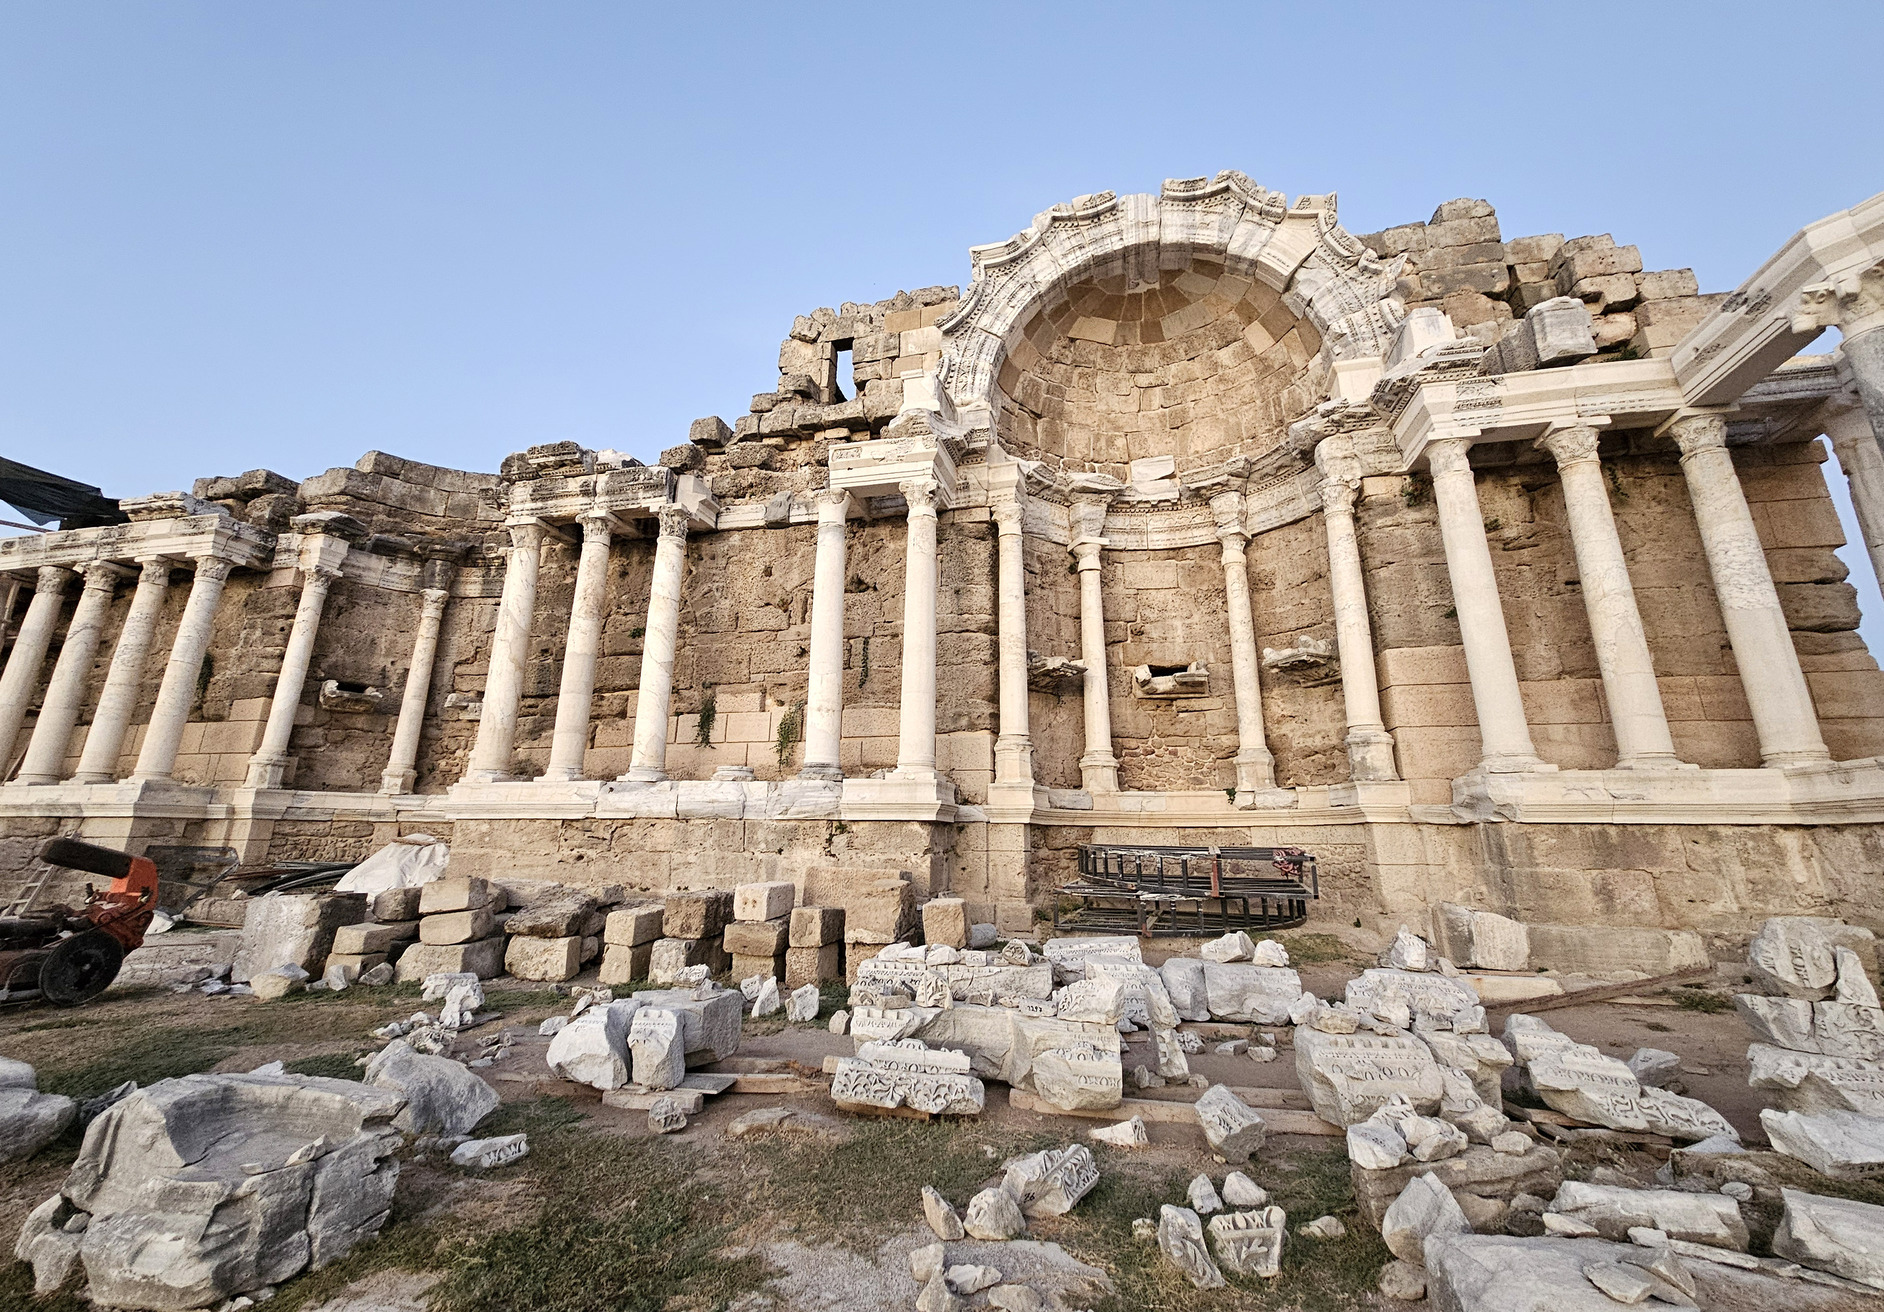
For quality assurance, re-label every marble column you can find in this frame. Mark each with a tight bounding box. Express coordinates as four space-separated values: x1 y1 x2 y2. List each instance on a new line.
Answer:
1317 477 1399 780
380 586 451 794
1668 414 1829 765
1538 424 1683 769
16 562 124 784
800 489 850 780
544 514 613 782
1820 392 1884 593
1069 497 1120 794
1426 437 1544 772
624 507 690 782
245 565 341 788
465 520 546 782
1208 493 1279 797
73 558 172 783
131 556 234 783
0 566 72 769
892 478 941 781
991 494 1035 787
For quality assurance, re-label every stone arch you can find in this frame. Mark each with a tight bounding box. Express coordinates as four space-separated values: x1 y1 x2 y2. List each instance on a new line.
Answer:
937 172 1407 429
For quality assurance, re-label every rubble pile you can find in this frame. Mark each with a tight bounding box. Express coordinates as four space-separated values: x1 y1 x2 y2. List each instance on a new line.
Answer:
503 883 609 982
910 1144 1102 1309
396 876 509 981
1734 915 1884 1179
1145 1164 1289 1288
1502 1012 1739 1142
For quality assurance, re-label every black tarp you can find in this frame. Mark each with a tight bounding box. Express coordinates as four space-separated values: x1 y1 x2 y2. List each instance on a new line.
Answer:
0 457 125 529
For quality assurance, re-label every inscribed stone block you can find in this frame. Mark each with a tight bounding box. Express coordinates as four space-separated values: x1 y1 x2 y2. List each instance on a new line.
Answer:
1294 1029 1443 1125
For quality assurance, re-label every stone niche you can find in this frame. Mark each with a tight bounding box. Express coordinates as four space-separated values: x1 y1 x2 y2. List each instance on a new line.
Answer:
993 257 1324 478
1131 662 1210 699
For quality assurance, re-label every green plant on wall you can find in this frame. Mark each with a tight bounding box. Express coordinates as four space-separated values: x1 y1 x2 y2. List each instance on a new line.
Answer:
1402 472 1431 507
858 636 871 689
775 700 804 771
694 688 717 747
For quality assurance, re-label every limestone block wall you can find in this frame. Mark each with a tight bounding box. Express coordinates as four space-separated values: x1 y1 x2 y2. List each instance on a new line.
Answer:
1245 514 1348 787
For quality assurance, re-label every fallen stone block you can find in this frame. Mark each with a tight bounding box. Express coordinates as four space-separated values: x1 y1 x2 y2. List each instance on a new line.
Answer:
1424 1233 1706 1312
250 963 308 1001
922 897 969 949
1296 1028 1443 1125
420 907 494 946
1090 1116 1148 1148
332 921 417 956
418 876 491 915
1771 1187 1884 1290
734 880 796 923
923 1184 965 1240
505 934 581 982
1003 1144 1099 1217
1159 958 1210 1022
604 904 664 946
0 1088 75 1164
1029 1041 1123 1112
1196 1084 1268 1163
1749 1042 1884 1115
1434 903 1530 971
1202 963 1302 1024
1750 916 1840 999
1353 1144 1564 1230
599 941 653 985
1209 1206 1286 1277
964 1187 1025 1240
648 1095 687 1133
1041 936 1141 984
628 1006 686 1091
650 935 729 983
1382 1172 1470 1263
840 879 916 945
631 986 743 1063
789 905 844 947
1202 930 1255 963
364 1040 498 1137
663 889 734 940
1546 1181 1746 1250
393 937 505 982
1157 1204 1224 1288
1760 1108 1884 1178
1345 968 1483 1030
547 998 641 1089
785 943 842 987
506 887 599 939
23 1072 402 1309
371 885 423 922
450 1133 528 1169
724 918 789 957
831 1039 984 1115
1811 1000 1884 1061
232 891 367 983
785 983 820 1023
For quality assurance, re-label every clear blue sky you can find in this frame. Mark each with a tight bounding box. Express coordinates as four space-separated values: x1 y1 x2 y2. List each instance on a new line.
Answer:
2 2 1881 646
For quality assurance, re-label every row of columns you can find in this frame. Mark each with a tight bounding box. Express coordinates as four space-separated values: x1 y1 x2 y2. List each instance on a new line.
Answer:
1426 414 1833 775
0 554 237 788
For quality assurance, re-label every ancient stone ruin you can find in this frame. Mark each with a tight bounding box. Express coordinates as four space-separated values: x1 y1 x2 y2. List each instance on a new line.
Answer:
2 175 1883 958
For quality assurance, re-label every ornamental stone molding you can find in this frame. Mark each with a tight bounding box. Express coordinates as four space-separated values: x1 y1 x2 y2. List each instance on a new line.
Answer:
936 173 1409 426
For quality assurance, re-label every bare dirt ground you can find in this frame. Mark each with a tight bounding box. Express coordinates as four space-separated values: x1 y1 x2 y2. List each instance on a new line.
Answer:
0 930 1817 1312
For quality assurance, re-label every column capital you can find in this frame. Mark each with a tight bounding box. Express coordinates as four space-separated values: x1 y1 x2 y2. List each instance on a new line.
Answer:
655 505 691 541
1208 490 1246 536
33 565 70 592
1537 422 1603 469
76 560 131 591
420 586 451 617
1425 436 1474 478
1070 539 1105 571
190 556 236 584
813 487 852 523
898 478 939 517
1666 413 1729 459
990 495 1024 535
133 557 174 583
1795 259 1884 340
306 564 344 590
1318 477 1358 518
577 512 613 545
507 519 549 550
